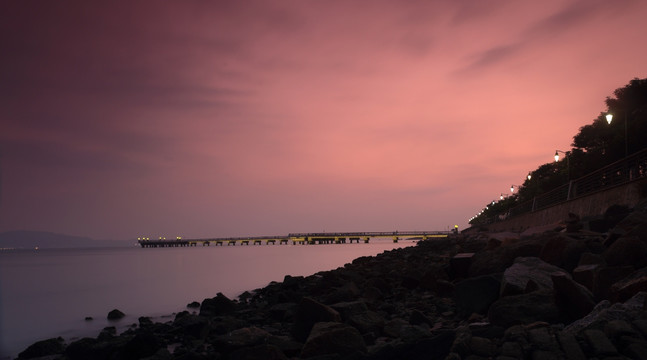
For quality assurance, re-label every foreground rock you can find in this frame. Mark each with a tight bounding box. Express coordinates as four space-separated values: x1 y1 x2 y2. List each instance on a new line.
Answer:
17 199 647 359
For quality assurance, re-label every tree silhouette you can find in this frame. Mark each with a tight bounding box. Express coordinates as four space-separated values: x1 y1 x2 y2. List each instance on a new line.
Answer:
470 77 647 226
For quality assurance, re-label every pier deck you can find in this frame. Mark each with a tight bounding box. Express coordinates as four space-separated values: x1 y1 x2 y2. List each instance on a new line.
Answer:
137 231 450 248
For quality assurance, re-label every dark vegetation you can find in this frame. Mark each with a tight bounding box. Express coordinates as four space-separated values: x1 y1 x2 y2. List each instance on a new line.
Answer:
470 78 647 226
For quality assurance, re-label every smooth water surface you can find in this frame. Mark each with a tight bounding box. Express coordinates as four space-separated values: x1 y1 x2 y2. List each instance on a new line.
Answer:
0 240 412 358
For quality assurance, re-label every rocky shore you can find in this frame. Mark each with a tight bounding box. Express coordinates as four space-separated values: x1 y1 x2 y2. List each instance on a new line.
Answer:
17 199 647 359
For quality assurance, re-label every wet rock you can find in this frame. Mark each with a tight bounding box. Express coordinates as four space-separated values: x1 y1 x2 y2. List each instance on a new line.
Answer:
17 337 65 359
300 322 366 358
292 297 341 342
107 309 125 320
199 292 236 317
211 326 272 352
172 313 209 339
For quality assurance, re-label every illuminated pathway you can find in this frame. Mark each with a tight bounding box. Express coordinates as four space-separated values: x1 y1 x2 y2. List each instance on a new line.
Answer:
137 231 453 248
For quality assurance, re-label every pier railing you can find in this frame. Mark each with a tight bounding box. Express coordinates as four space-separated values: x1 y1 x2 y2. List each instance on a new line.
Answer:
137 230 452 248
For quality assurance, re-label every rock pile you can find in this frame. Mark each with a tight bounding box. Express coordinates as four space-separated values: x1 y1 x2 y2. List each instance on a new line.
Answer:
17 199 647 359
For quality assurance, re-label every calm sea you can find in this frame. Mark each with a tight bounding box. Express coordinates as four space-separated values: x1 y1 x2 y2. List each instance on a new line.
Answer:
0 239 412 359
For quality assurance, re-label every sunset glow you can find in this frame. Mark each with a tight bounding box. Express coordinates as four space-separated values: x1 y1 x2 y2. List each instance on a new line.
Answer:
2 1 647 239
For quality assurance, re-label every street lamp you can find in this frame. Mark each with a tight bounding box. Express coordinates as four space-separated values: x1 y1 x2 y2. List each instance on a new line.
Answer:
527 172 532 180
510 184 522 193
500 193 507 200
554 150 570 179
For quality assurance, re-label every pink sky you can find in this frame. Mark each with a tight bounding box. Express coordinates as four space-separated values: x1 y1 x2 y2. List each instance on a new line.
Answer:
2 1 647 240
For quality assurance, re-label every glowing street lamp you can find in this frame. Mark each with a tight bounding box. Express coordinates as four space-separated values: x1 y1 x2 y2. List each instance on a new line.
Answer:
510 184 522 193
554 149 571 180
527 172 532 180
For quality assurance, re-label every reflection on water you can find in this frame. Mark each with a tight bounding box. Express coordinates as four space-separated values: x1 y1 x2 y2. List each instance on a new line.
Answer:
0 240 412 358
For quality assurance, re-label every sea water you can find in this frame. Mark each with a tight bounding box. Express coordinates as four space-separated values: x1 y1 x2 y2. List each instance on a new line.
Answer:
0 239 412 359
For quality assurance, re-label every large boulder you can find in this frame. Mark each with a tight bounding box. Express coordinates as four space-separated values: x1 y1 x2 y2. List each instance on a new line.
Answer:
610 267 647 303
552 272 596 321
487 290 561 328
292 297 341 342
468 238 545 277
199 292 236 317
107 309 125 320
18 337 65 359
539 234 593 272
300 322 366 358
454 274 501 316
500 257 566 296
604 236 647 269
564 292 647 335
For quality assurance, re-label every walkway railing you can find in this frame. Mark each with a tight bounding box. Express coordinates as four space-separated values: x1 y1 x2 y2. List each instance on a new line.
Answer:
491 148 647 223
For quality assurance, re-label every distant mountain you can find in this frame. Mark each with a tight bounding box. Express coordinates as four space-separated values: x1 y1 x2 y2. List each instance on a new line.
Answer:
0 231 135 249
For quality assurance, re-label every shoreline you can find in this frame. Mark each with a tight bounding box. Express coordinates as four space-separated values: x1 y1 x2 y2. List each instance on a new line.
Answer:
15 203 647 359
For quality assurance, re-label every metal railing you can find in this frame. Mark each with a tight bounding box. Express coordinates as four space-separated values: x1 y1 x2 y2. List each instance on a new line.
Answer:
486 148 647 223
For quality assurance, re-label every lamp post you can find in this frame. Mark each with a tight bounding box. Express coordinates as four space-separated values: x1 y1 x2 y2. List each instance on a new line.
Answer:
510 184 522 193
605 112 629 157
554 150 570 179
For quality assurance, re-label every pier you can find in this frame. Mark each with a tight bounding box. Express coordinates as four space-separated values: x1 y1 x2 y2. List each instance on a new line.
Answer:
137 231 451 248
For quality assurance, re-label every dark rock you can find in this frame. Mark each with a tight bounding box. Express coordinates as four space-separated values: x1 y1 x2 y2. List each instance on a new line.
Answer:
557 331 586 360
488 290 561 327
565 213 583 233
349 310 385 336
121 332 164 360
65 337 126 360
572 264 599 291
583 329 619 356
539 234 590 272
98 326 116 341
610 267 647 302
594 265 635 300
330 300 368 320
269 302 297 322
228 344 288 360
605 236 647 268
107 309 125 320
292 297 342 342
454 274 500 315
552 272 596 321
468 238 545 277
564 292 647 335
211 326 272 352
300 322 366 358
18 337 65 359
172 313 209 339
186 301 201 308
500 257 564 296
199 292 236 317
469 336 496 357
